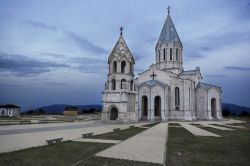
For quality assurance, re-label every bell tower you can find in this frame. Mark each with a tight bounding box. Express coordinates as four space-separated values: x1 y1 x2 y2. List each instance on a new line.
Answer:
102 27 137 122
155 6 183 74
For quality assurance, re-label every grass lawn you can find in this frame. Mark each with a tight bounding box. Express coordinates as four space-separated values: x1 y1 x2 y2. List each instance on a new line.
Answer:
166 120 250 166
0 141 112 166
91 127 146 140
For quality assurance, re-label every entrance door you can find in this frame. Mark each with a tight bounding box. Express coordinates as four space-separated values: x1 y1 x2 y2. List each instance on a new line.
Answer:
154 96 161 117
142 96 148 119
110 107 118 120
211 98 216 118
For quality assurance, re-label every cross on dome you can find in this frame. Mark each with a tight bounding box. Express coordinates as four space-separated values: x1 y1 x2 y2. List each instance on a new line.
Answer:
120 26 124 36
167 6 170 14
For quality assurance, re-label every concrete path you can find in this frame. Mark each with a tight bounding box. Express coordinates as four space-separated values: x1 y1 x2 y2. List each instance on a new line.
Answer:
222 124 245 129
179 123 220 137
201 124 235 131
96 123 168 164
0 121 151 153
74 138 121 144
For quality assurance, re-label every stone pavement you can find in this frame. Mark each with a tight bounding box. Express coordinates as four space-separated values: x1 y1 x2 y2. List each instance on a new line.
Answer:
96 123 168 164
0 121 151 153
179 123 221 137
201 124 235 130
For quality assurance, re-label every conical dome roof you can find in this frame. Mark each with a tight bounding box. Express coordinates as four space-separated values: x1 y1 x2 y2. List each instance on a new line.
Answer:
108 35 135 64
157 13 182 47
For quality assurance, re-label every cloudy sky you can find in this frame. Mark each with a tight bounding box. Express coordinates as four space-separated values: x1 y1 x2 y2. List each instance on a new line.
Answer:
0 0 250 110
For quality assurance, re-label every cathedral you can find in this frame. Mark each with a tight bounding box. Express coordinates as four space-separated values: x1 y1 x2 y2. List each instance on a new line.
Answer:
102 8 223 122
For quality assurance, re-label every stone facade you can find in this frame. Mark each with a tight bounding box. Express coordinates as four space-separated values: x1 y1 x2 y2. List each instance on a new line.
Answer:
102 10 222 122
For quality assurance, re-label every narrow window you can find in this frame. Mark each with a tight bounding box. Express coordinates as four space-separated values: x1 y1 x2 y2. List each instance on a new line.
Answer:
130 62 133 74
121 61 126 73
130 80 133 91
121 79 126 89
170 48 172 60
176 49 178 61
112 79 116 90
163 49 166 61
158 50 161 62
113 61 117 73
175 87 180 109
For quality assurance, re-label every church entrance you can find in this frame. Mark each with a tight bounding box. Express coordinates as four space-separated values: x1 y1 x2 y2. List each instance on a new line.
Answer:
211 98 216 119
142 95 148 119
154 96 161 118
110 107 118 120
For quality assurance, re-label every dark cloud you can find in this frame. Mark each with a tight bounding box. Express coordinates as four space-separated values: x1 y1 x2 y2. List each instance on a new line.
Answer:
65 31 108 54
0 52 69 76
22 20 59 31
201 47 211 51
204 74 227 78
22 20 107 55
224 66 250 71
41 52 68 58
78 64 107 73
70 57 106 64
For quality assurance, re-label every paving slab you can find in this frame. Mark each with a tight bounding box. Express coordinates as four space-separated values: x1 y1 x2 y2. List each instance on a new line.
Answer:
179 123 220 137
201 124 235 130
222 124 245 129
96 123 168 164
0 121 155 153
74 138 121 144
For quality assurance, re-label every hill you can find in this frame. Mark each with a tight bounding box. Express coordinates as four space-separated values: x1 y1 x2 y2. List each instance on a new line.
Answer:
222 103 250 115
24 104 102 114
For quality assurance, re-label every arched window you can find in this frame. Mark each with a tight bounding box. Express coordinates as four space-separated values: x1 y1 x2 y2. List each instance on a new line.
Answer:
175 87 180 109
176 49 178 61
121 61 126 73
130 80 133 91
121 79 126 89
211 98 216 118
113 61 117 73
170 48 172 60
111 79 116 90
163 49 166 61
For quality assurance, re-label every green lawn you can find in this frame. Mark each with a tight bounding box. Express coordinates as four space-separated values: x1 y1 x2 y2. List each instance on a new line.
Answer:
91 127 146 140
166 120 250 166
0 141 111 166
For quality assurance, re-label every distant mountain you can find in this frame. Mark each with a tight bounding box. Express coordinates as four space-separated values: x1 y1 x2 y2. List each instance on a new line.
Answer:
23 103 249 115
24 104 102 114
222 103 250 115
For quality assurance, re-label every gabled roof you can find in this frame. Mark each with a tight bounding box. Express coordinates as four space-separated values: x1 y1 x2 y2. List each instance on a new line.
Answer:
196 82 221 91
0 104 21 108
108 36 135 64
157 13 182 47
137 79 168 87
179 70 197 76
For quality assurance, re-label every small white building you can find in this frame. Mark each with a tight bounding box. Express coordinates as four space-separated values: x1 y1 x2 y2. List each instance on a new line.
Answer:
0 104 21 117
102 8 223 122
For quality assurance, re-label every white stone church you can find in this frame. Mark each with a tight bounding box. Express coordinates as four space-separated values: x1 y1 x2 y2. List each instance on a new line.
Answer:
102 9 223 122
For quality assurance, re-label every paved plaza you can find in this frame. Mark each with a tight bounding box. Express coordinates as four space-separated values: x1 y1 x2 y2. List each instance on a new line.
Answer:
0 118 246 165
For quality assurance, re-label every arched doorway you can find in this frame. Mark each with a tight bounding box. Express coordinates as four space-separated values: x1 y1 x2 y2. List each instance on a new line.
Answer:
110 107 118 120
154 96 161 117
211 98 216 118
142 96 148 119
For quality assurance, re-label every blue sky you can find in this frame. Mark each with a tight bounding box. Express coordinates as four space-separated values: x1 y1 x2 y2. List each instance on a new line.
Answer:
0 0 250 110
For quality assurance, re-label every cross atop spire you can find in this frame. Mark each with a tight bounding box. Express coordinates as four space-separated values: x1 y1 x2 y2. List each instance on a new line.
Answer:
120 26 124 36
167 6 170 14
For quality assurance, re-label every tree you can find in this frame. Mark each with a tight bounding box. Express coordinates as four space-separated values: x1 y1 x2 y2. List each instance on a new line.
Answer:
222 109 231 117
